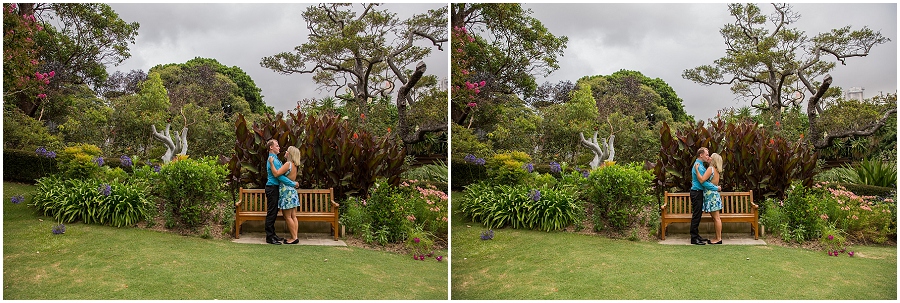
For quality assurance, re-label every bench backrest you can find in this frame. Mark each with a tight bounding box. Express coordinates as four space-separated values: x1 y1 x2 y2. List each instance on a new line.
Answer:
663 191 755 214
238 188 336 213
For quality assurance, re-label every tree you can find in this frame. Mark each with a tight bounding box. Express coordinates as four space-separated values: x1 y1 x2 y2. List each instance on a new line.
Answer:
261 3 447 145
12 3 139 118
450 3 568 125
682 3 893 149
606 70 691 122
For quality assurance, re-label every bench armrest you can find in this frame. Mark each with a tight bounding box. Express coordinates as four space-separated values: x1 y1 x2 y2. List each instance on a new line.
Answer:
660 203 668 211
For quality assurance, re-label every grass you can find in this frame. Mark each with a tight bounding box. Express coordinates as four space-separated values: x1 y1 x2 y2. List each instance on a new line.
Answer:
3 182 448 300
450 191 897 300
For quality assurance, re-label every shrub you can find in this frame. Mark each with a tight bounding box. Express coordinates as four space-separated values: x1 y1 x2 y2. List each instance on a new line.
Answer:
583 163 653 231
227 112 405 203
402 161 448 184
157 157 228 229
57 143 103 180
451 158 487 190
458 182 581 232
3 149 58 183
817 182 896 244
828 159 896 188
656 120 817 204
486 151 532 185
30 175 154 227
340 197 373 235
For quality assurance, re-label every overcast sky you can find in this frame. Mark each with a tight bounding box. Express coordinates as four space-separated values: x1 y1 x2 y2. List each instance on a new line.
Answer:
521 3 897 120
105 3 448 114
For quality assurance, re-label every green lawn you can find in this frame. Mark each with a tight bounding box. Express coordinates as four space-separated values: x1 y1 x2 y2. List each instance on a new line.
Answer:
3 182 448 300
450 191 897 300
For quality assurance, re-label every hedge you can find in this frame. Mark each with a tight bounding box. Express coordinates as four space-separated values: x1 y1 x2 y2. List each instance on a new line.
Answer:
4 149 58 183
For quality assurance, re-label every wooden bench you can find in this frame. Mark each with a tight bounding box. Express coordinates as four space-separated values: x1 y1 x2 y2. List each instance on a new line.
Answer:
660 190 759 240
234 188 340 241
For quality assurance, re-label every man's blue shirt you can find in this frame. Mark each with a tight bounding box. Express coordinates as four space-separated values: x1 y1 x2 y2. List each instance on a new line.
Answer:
266 152 297 187
690 159 718 191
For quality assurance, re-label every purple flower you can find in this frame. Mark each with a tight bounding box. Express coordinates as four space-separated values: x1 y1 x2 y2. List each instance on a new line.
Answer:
530 189 541 202
582 169 590 178
464 154 477 163
523 163 534 173
93 156 105 167
848 251 854 257
480 229 494 240
436 255 443 261
419 255 425 261
474 158 486 166
414 237 420 244
153 165 161 173
52 223 66 234
120 155 133 167
99 184 111 197
549 162 561 173
413 255 420 260
10 195 24 204
827 235 834 240
35 147 56 158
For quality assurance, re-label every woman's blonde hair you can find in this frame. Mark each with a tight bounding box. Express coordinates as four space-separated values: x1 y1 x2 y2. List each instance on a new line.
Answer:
710 153 724 173
285 146 301 167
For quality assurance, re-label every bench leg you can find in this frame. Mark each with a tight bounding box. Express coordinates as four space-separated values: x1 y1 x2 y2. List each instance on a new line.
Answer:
660 221 666 240
331 222 339 241
234 219 241 239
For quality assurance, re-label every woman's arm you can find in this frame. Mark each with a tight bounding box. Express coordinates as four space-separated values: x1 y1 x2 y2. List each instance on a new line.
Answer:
269 156 291 177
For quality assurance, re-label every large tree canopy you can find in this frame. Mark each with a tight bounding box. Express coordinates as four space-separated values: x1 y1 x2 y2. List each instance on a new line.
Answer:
151 57 270 115
450 3 568 125
682 3 892 149
261 3 447 144
8 3 139 118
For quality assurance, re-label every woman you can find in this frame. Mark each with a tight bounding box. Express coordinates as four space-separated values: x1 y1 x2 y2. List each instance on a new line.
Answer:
269 146 302 244
696 152 724 245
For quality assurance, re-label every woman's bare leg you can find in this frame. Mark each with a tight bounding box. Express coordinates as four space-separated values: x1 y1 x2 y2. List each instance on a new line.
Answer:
711 211 722 242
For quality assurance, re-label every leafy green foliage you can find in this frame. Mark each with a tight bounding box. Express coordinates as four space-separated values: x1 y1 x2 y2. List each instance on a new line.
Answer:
3 149 58 183
486 151 532 186
450 159 487 190
655 119 817 203
157 157 227 228
762 182 897 244
343 179 448 244
228 111 406 202
606 70 691 122
583 163 653 231
458 182 581 232
818 159 897 188
57 143 103 180
30 175 154 227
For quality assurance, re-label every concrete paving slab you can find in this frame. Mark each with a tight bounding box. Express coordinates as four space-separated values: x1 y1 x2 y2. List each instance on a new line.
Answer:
659 233 766 245
233 232 346 246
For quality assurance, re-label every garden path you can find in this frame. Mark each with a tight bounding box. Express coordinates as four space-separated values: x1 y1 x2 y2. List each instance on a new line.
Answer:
658 233 766 245
232 232 347 246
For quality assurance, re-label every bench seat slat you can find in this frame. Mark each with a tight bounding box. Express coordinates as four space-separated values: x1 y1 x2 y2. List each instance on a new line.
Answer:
235 187 340 241
661 190 758 240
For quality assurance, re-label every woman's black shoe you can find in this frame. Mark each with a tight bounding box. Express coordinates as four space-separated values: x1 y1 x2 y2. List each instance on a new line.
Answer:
708 240 723 245
285 238 300 245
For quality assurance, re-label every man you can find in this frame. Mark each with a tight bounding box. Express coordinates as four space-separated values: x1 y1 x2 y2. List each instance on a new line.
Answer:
690 147 720 245
265 139 299 245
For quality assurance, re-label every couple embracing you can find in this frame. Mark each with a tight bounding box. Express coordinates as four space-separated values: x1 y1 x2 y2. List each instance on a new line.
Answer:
690 147 725 245
264 139 303 245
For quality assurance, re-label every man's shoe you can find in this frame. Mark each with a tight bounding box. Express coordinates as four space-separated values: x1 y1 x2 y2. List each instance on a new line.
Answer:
691 238 706 245
273 235 285 242
266 238 282 245
698 237 709 243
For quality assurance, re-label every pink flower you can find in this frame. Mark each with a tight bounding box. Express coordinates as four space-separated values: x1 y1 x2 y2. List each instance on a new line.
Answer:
48 71 55 77
436 256 443 261
465 82 475 89
37 93 46 99
35 72 43 80
414 237 420 244
467 102 477 107
479 80 486 87
848 251 854 257
474 89 480 94
820 214 829 221
461 69 469 75
827 235 833 240
852 215 858 220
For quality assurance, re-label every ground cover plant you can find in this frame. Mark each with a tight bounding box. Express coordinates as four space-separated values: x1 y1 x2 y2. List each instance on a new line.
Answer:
450 192 896 300
4 182 448 300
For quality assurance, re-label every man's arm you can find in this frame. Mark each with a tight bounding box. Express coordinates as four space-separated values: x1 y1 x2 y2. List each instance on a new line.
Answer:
269 157 290 177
